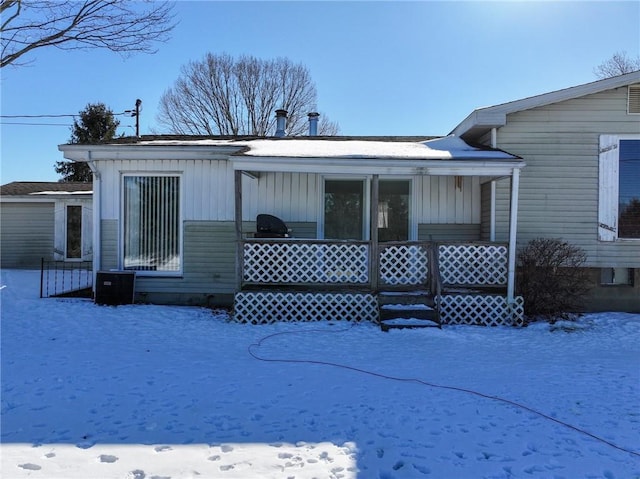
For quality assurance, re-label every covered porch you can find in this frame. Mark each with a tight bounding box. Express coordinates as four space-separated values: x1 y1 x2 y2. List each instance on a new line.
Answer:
230 136 526 327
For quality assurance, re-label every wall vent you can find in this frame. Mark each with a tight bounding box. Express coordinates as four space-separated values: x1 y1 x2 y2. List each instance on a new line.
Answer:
628 84 640 114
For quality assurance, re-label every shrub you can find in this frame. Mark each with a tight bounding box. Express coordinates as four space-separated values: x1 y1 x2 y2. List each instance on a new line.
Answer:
516 238 591 321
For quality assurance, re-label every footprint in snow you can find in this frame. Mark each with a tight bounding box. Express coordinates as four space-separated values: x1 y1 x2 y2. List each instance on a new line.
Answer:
99 454 118 463
154 445 172 453
220 444 234 453
19 463 42 471
128 470 146 479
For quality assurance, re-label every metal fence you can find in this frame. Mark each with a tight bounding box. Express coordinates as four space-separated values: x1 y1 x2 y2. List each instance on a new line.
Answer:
40 258 93 298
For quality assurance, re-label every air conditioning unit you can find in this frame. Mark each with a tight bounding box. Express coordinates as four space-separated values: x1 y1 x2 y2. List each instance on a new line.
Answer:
95 271 135 306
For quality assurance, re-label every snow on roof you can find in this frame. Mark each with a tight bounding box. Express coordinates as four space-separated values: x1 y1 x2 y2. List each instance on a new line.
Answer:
239 135 519 160
0 181 92 196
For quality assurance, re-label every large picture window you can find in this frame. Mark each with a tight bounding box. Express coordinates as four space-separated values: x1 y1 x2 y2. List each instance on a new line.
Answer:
123 175 180 272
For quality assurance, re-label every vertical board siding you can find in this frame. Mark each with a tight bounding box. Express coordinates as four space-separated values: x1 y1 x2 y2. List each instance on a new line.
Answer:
418 223 481 241
0 203 54 268
247 172 318 222
494 86 640 266
97 159 236 221
97 159 481 227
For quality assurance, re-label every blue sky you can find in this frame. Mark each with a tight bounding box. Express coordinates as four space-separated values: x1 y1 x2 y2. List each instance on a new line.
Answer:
1 1 639 184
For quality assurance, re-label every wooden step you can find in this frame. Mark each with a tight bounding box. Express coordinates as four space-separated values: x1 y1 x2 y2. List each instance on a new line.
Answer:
378 290 441 331
380 317 441 331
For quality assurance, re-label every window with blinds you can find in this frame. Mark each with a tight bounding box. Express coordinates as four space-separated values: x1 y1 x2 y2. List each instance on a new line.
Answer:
123 175 181 272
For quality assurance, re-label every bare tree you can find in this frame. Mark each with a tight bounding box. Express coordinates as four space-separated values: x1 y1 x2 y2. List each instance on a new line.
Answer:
1 0 175 68
157 53 340 136
593 51 640 79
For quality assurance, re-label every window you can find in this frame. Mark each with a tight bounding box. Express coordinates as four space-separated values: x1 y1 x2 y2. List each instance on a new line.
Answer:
324 179 365 240
123 175 180 272
66 205 82 259
629 85 640 114
600 267 634 286
378 180 410 242
598 135 640 241
618 140 640 238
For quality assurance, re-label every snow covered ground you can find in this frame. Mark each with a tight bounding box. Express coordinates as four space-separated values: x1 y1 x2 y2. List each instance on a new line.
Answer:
1 269 639 478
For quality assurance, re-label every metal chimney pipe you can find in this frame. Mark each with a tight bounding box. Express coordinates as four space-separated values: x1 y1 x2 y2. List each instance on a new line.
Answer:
308 112 320 136
275 109 288 137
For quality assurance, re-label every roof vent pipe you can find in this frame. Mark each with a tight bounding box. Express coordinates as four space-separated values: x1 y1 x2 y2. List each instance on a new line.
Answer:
275 109 287 137
308 112 320 136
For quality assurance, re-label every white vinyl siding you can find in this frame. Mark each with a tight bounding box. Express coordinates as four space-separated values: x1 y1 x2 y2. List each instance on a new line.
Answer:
491 86 640 267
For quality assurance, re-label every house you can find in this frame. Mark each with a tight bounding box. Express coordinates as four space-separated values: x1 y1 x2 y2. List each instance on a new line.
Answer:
59 131 526 326
451 70 640 312
0 182 93 269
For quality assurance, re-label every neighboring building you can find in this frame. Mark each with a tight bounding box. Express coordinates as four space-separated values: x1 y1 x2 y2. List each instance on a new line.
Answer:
451 71 640 312
59 134 526 326
0 182 93 268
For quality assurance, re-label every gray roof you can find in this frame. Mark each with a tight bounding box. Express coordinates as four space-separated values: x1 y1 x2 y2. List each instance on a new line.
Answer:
0 181 93 196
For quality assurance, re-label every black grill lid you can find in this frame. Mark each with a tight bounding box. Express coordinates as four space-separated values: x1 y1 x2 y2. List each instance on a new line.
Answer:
256 214 289 235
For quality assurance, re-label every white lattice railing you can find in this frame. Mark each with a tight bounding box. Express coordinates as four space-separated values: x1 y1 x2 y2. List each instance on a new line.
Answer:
243 240 369 284
440 295 524 326
438 243 507 285
234 291 378 324
379 243 430 286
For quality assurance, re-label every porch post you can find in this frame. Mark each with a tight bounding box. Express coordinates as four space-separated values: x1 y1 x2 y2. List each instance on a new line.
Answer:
234 169 243 292
490 180 496 242
370 174 379 292
507 168 520 303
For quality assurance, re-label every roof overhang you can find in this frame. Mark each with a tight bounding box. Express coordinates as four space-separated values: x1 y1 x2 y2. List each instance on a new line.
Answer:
58 143 246 162
229 156 524 177
58 136 525 177
451 70 640 140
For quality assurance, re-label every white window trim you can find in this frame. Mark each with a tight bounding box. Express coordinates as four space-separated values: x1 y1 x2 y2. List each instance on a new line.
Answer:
53 199 93 262
598 134 640 242
318 176 416 241
319 175 370 240
120 173 184 276
628 85 640 115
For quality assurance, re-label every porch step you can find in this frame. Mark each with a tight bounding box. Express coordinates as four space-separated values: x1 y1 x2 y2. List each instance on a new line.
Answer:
378 291 441 331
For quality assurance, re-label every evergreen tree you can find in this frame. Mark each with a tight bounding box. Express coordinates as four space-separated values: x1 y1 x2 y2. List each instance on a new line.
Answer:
55 103 120 182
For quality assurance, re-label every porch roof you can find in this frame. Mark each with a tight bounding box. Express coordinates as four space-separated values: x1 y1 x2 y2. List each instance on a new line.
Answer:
59 135 524 176
231 136 524 176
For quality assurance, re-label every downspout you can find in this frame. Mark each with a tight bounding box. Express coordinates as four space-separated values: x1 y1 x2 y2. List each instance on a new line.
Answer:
86 152 101 294
506 167 520 304
490 128 497 241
